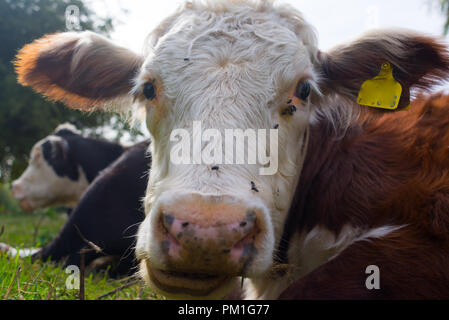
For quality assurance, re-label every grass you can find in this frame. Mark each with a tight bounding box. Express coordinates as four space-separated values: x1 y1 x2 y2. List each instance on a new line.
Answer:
0 252 158 300
0 209 67 248
0 184 161 300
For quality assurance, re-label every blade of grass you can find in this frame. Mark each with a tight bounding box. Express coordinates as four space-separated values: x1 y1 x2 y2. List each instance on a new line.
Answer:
4 263 21 299
97 280 139 300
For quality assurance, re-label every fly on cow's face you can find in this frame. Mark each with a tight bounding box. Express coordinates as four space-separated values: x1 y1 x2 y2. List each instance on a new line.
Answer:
282 105 297 116
251 181 259 193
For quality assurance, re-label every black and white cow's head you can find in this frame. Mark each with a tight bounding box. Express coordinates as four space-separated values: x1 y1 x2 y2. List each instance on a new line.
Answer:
11 124 89 212
14 0 449 298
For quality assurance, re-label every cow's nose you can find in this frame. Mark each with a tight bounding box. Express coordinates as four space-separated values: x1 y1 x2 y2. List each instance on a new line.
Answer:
11 181 23 199
155 197 261 275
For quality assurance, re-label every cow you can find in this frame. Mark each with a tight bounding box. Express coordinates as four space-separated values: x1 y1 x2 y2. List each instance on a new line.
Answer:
11 123 125 213
13 0 449 299
1 140 150 275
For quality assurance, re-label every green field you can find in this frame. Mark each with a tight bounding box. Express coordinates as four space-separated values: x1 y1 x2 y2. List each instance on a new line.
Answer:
0 184 160 300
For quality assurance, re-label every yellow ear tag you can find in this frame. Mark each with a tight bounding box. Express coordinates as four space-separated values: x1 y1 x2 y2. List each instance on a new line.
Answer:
357 62 402 110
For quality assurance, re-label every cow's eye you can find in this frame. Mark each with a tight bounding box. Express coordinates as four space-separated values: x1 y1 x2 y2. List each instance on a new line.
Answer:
295 81 311 101
143 82 156 100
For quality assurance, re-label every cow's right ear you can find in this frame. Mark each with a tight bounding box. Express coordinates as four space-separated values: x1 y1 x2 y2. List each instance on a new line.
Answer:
15 31 144 111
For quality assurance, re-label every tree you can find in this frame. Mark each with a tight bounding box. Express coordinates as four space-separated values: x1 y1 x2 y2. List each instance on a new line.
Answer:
442 0 449 34
0 0 140 182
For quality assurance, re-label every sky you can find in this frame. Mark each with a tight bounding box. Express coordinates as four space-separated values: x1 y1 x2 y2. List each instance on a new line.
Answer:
87 0 446 53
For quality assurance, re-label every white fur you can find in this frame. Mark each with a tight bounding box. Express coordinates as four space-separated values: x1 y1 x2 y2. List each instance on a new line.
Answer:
54 122 81 135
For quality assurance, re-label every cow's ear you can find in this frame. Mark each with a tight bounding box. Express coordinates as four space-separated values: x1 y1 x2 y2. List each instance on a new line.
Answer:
43 138 70 162
15 31 144 111
318 30 449 110
42 138 79 181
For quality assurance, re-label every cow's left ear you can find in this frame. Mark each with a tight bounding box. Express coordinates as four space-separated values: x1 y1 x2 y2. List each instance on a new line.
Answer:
318 30 449 110
15 31 144 111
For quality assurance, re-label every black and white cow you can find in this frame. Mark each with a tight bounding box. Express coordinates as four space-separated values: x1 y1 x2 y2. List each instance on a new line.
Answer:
11 123 125 213
2 140 150 275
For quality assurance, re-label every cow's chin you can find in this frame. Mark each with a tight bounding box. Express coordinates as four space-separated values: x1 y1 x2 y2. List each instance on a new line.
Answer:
140 260 236 300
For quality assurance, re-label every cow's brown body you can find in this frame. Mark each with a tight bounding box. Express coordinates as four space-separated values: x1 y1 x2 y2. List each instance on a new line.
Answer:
279 93 449 299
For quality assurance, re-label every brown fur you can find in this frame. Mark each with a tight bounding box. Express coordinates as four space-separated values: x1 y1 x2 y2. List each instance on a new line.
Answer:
15 33 143 110
279 92 449 299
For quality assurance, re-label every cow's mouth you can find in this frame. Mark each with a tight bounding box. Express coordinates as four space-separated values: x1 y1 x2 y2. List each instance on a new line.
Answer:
18 198 35 213
144 260 234 298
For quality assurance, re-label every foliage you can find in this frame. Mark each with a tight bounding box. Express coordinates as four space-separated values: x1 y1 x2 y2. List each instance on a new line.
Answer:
0 182 21 215
0 253 159 300
442 0 449 35
0 0 142 182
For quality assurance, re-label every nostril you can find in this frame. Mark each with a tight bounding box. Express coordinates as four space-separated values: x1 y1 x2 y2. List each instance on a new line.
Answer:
236 211 257 234
160 213 190 245
162 213 175 231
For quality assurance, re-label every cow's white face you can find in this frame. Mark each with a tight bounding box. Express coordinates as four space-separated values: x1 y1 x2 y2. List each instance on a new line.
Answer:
131 1 319 298
16 0 449 300
12 136 88 212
